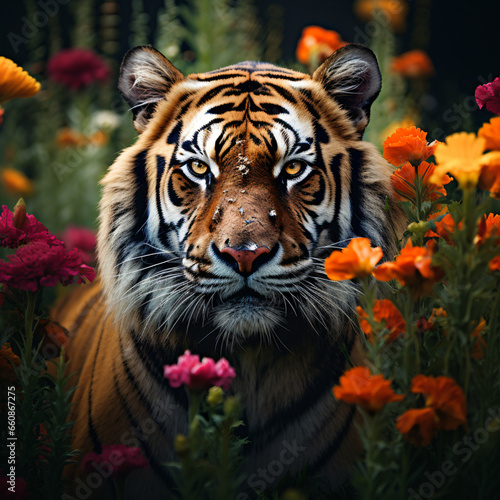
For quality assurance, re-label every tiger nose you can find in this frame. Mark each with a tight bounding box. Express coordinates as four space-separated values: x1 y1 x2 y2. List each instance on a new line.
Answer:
218 245 271 275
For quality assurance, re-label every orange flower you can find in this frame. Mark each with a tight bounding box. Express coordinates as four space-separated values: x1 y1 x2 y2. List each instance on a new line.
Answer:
490 255 500 272
1 168 34 196
333 366 404 414
89 130 109 147
391 50 434 78
325 238 383 280
428 307 447 328
425 213 462 245
56 128 87 148
0 57 41 104
0 108 4 125
474 213 500 246
411 375 467 431
296 26 348 66
430 132 486 190
478 117 500 151
35 319 69 358
478 151 500 199
354 0 409 32
396 407 438 447
0 343 20 382
357 299 406 344
380 117 415 143
471 318 487 360
383 127 439 167
391 161 451 204
373 239 443 299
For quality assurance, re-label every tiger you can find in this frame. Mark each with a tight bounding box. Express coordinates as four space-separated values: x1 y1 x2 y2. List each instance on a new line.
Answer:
54 43 404 499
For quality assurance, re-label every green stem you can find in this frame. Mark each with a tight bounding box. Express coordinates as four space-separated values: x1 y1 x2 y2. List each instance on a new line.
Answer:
24 291 38 367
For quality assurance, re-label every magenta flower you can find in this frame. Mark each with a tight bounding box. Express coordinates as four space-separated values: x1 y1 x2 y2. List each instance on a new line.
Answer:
60 225 97 264
47 48 110 91
0 240 95 292
164 350 236 391
81 444 148 479
475 77 500 114
0 205 61 249
0 474 29 499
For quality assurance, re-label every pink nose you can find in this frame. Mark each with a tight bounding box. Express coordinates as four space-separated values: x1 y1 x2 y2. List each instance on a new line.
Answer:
220 246 271 274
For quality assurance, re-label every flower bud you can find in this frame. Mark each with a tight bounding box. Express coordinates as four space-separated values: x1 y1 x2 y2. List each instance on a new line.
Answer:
207 386 223 407
174 434 190 459
12 198 26 229
223 396 240 419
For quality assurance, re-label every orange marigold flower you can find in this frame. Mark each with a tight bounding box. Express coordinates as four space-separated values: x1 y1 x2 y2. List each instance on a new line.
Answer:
333 366 404 414
430 132 486 191
478 151 500 200
380 117 415 143
0 343 20 382
89 130 109 147
373 239 443 299
392 50 434 78
475 213 500 246
391 161 451 204
490 255 500 272
354 0 409 33
56 128 87 148
411 375 467 431
428 307 447 328
383 127 440 167
478 117 500 151
1 168 34 197
296 26 348 66
471 318 487 360
425 213 462 245
357 299 406 344
325 237 383 281
0 57 41 104
396 407 438 447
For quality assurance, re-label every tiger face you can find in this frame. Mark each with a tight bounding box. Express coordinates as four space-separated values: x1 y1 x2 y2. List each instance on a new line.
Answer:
99 45 398 350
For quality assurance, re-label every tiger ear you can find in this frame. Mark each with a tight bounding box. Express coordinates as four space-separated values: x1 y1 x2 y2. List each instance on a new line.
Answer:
119 46 184 133
313 44 381 136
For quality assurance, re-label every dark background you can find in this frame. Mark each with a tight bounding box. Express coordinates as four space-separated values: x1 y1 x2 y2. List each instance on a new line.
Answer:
1 0 499 134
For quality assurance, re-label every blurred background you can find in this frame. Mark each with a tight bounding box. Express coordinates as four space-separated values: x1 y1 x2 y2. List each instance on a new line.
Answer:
0 0 499 238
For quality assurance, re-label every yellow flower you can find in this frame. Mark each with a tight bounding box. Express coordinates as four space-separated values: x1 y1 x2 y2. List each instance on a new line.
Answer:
430 132 486 190
1 168 34 196
0 57 41 105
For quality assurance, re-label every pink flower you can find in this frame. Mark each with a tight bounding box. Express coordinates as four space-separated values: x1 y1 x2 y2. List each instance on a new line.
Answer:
475 77 500 115
0 474 29 499
60 225 97 264
0 205 61 249
0 241 95 292
164 350 236 391
82 444 148 479
47 48 110 91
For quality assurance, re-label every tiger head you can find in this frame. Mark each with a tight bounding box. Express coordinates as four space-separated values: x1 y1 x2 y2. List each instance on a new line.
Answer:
98 45 401 350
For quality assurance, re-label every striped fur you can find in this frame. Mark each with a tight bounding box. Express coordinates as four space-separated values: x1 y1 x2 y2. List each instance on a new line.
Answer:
55 45 404 498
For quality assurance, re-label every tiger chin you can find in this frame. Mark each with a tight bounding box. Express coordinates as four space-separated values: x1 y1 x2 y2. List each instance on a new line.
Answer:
55 43 404 499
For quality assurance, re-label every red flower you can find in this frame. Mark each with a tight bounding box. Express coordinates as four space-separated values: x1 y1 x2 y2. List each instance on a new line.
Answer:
47 49 110 91
475 77 500 115
60 225 97 264
0 205 61 249
82 444 148 480
0 241 95 292
164 350 236 391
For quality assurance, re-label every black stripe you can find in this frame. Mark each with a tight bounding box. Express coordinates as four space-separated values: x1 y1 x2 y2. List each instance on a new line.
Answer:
155 155 173 249
87 321 106 454
329 153 343 243
309 404 356 473
70 290 102 333
112 364 175 490
197 84 234 107
267 83 297 104
347 148 367 238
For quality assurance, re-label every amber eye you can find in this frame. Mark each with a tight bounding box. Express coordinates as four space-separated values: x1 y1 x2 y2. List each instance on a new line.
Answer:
284 161 307 178
187 160 209 177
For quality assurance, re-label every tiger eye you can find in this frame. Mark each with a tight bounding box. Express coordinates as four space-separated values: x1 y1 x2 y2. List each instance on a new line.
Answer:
284 161 305 177
188 160 209 176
